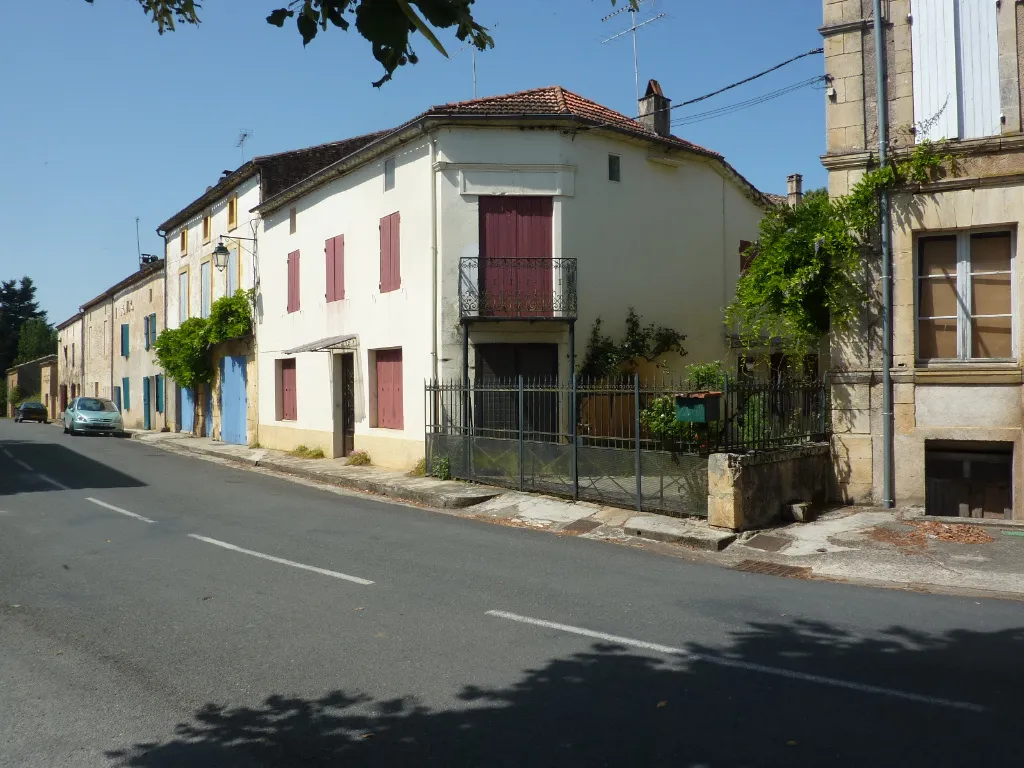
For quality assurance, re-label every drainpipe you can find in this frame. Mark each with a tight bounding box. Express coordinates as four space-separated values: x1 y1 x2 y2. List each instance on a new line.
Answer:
428 134 439 382
873 0 894 508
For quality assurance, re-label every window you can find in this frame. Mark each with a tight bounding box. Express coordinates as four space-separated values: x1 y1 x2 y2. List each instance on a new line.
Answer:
63 345 67 364
379 212 401 293
227 196 238 230
149 313 158 346
143 315 151 350
326 235 345 302
155 374 164 413
113 386 122 412
911 0 999 142
287 250 301 312
201 261 212 318
608 154 621 182
925 442 1012 519
179 228 187 255
122 377 131 410
179 270 189 323
374 348 403 429
120 323 130 357
384 157 396 191
71 343 75 367
739 240 756 274
917 231 1013 361
226 245 239 296
202 214 212 243
278 359 297 421
289 207 297 235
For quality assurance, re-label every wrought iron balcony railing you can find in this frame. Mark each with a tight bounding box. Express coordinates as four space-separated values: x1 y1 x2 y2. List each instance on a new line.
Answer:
458 257 578 320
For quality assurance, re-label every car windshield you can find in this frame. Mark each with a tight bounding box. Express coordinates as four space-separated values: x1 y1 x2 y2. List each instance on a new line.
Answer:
22 402 44 408
77 398 117 412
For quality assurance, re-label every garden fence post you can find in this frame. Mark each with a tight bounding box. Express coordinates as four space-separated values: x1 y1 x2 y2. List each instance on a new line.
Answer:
634 374 642 512
571 373 579 499
518 375 525 492
723 375 730 452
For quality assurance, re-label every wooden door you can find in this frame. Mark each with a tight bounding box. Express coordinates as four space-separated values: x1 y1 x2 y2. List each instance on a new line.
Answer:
478 197 553 317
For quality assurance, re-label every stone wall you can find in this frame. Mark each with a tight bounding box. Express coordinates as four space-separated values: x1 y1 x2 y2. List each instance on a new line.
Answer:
208 336 257 445
708 445 832 531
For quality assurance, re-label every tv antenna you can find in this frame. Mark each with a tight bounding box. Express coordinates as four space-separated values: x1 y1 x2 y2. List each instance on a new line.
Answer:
601 1 666 103
453 22 498 99
236 129 253 163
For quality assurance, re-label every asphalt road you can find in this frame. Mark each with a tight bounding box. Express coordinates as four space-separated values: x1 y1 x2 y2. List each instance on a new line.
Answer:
1 419 1022 767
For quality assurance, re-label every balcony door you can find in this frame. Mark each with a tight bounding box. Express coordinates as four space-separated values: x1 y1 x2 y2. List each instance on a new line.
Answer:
478 196 553 318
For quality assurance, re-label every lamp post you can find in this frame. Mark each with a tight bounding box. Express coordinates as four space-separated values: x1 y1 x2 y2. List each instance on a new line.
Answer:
212 241 231 271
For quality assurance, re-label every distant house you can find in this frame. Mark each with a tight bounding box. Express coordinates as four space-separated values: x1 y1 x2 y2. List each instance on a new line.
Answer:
251 80 770 468
156 135 383 445
5 355 56 418
56 312 83 415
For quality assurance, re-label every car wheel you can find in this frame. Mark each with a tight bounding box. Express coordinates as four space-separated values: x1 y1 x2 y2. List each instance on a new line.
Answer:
63 422 69 434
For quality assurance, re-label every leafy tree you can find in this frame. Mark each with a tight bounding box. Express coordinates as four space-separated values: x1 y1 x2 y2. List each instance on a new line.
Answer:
0 277 46 375
14 318 58 365
83 1 636 87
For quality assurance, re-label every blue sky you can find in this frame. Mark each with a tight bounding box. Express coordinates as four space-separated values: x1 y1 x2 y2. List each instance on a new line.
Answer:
0 0 826 323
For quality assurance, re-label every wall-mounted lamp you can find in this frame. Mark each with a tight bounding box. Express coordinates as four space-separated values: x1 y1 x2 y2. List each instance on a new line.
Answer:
213 234 257 271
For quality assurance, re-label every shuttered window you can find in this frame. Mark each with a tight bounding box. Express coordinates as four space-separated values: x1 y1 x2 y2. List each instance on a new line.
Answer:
143 316 151 350
120 324 130 357
911 0 999 141
226 246 239 296
279 359 297 420
918 231 1014 360
379 212 401 293
155 374 164 413
326 235 345 302
113 386 122 412
122 377 131 410
179 270 189 323
287 250 301 312
149 313 158 346
201 261 212 318
375 348 403 429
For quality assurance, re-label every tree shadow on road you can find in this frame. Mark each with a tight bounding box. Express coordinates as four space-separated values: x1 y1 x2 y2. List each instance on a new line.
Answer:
0 439 145 496
106 617 1024 767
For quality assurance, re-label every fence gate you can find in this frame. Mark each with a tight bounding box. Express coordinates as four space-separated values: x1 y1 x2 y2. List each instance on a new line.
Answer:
220 355 248 445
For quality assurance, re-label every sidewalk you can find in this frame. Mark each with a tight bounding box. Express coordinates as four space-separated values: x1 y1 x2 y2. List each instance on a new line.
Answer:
132 431 1024 600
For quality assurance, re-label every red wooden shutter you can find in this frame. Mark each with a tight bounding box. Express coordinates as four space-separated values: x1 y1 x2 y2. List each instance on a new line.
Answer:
334 235 345 300
390 213 401 291
392 349 403 428
281 359 297 420
325 237 336 302
379 213 400 292
375 349 403 428
287 250 301 312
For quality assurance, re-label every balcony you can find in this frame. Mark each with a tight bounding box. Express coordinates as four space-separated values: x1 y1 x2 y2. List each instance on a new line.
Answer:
458 257 578 321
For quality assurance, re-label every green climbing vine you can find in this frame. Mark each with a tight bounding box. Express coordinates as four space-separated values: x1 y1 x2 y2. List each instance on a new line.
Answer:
155 289 253 389
725 138 956 354
577 307 687 380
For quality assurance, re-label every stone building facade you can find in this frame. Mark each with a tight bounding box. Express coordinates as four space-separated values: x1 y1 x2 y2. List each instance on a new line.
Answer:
823 0 1023 518
56 312 84 415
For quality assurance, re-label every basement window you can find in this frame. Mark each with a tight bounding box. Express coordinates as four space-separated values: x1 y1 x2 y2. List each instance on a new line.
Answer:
608 154 621 182
925 442 1013 519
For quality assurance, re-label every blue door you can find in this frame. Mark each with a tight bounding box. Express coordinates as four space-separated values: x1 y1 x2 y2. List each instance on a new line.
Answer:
204 386 213 438
220 355 248 445
142 377 151 430
181 386 196 433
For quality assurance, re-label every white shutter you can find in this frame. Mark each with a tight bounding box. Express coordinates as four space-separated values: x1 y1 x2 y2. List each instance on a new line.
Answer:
911 0 959 141
957 0 1000 139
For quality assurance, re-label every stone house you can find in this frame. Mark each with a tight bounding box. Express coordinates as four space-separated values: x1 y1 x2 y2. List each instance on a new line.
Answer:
252 81 768 468
39 357 58 420
157 136 383 445
822 0 1022 518
56 312 84 415
5 354 56 417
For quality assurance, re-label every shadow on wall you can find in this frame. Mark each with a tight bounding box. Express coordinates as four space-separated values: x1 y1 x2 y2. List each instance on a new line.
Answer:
0 439 146 496
107 618 1023 767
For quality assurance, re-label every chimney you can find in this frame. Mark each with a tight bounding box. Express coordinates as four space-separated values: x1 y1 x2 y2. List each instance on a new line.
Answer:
787 173 803 207
638 79 671 138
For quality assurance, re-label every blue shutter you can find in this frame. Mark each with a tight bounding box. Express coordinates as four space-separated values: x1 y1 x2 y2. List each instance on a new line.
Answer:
121 324 130 357
144 316 150 350
122 377 130 410
155 374 164 413
150 313 158 345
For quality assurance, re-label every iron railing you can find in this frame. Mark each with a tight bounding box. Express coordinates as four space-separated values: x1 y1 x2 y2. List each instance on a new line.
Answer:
458 257 578 319
425 375 830 517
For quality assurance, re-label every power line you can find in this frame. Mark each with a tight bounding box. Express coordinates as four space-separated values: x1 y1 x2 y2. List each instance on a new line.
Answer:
671 76 826 126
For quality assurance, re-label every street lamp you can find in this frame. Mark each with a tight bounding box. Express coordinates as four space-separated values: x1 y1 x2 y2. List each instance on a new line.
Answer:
212 240 231 271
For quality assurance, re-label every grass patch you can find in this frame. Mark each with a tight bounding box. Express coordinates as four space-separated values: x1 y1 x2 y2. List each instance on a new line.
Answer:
408 458 427 477
289 445 325 459
248 441 262 449
346 450 371 466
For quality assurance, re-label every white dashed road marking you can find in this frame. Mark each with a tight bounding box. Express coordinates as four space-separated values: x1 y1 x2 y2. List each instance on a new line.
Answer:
86 497 157 524
187 534 374 585
485 610 986 713
37 474 71 491
14 459 33 471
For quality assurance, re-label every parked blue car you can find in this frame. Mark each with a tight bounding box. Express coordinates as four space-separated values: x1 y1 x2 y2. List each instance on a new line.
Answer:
63 397 124 436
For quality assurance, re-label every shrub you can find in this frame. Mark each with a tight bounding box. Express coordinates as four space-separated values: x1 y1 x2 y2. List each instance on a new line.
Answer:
346 450 371 466
409 458 427 477
432 455 451 480
289 445 325 459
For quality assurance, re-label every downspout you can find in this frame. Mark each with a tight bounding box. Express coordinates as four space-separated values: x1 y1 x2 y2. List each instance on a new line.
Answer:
873 0 894 508
428 134 439 382
159 228 168 431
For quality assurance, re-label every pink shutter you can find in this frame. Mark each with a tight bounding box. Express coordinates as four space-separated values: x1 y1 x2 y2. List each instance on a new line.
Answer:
335 235 345 300
281 360 297 420
325 237 336 302
392 350 403 429
390 213 401 291
287 250 301 312
376 352 390 427
379 216 391 291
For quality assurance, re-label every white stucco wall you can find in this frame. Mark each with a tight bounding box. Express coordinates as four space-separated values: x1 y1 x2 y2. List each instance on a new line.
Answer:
256 140 434 466
253 124 764 468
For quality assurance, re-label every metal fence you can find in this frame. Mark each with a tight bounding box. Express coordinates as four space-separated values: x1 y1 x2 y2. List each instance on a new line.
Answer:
425 375 829 518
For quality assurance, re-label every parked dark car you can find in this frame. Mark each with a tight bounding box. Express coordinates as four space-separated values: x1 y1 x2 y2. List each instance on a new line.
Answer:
15 401 48 423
